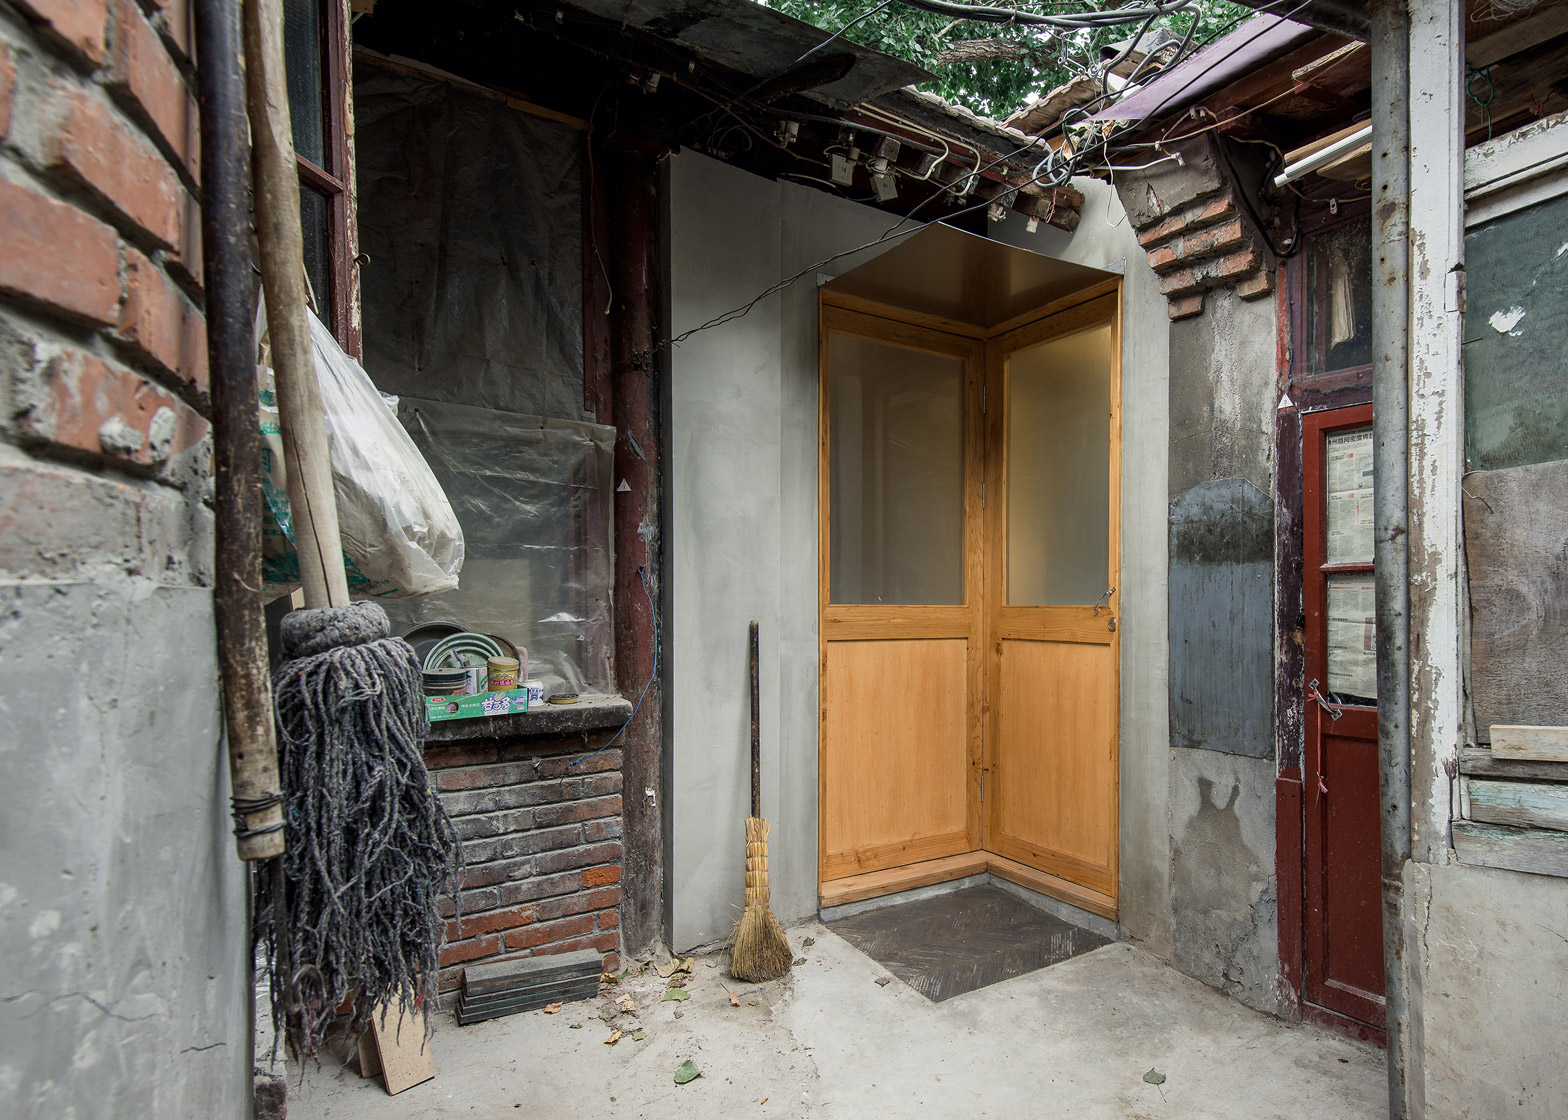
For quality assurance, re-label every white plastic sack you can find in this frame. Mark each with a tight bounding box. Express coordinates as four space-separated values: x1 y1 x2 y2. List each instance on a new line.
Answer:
260 312 464 600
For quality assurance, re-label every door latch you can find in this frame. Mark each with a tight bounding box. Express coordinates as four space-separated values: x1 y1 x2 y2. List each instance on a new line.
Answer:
1107 617 1117 632
1091 587 1116 617
1307 678 1342 721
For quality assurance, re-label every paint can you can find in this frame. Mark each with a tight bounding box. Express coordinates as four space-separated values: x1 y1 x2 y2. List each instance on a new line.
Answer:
486 656 520 692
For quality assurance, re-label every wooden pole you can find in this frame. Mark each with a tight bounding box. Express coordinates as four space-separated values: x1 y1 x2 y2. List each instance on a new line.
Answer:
242 0 349 610
197 0 283 862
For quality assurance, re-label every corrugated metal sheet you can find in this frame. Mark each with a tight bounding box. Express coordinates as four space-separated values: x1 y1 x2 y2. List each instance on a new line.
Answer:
1089 15 1318 125
564 0 930 104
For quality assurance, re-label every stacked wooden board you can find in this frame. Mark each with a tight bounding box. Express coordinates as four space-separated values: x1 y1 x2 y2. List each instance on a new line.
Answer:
457 949 602 1025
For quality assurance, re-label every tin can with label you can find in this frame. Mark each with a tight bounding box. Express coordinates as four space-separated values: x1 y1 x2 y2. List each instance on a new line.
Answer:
486 656 519 692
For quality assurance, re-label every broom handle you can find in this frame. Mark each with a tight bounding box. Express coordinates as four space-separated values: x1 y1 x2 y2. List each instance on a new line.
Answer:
243 0 349 611
750 620 760 819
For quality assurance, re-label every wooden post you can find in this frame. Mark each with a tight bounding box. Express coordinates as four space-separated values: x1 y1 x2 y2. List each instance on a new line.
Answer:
243 0 349 610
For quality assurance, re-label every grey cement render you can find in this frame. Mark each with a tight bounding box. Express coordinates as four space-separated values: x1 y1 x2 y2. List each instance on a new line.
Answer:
1404 860 1568 1119
665 165 1172 954
663 153 904 949
1169 748 1280 1015
0 577 248 1116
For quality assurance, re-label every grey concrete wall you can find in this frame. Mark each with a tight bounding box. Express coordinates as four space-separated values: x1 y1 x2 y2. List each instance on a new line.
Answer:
1405 860 1568 1118
664 153 901 949
1163 285 1282 1013
992 188 1174 959
0 458 248 1114
663 163 1175 955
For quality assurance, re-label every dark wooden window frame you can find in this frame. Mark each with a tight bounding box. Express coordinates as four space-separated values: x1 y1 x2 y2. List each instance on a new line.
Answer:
1274 198 1387 1046
295 0 361 356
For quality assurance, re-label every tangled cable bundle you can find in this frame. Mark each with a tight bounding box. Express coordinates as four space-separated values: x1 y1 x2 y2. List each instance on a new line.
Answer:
257 600 462 1059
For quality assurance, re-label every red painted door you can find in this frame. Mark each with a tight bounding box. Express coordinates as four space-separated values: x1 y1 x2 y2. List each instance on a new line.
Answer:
1301 405 1385 1028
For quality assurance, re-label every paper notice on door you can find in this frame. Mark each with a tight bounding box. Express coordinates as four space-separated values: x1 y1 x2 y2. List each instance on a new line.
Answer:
1325 428 1375 564
1327 574 1377 701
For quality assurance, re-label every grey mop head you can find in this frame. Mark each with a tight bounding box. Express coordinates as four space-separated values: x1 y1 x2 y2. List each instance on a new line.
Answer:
259 601 462 1059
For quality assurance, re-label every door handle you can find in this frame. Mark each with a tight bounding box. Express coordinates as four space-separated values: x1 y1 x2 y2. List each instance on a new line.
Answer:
1307 678 1342 721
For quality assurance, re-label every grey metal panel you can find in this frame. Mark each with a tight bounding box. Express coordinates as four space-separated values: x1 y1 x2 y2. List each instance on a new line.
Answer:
562 0 930 104
1169 478 1274 758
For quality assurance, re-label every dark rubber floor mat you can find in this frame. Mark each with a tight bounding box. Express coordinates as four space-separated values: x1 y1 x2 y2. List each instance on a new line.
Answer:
826 884 1112 1002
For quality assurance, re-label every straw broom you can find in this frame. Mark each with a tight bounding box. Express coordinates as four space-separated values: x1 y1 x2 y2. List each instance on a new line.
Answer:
731 620 793 983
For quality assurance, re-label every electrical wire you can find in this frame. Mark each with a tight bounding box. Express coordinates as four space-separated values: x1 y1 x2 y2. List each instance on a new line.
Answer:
667 0 1314 347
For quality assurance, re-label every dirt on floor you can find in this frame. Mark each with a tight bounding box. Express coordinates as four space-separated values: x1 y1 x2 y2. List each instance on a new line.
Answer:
289 920 1385 1119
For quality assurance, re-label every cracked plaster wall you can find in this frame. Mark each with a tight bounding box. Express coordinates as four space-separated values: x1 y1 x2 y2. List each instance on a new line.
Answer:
1404 861 1568 1118
1165 284 1283 1013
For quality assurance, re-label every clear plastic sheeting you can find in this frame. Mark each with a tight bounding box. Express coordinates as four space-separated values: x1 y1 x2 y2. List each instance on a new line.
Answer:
352 63 587 420
260 311 465 601
379 398 615 696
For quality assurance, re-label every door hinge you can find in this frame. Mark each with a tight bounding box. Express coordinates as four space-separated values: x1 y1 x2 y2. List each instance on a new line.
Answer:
981 482 986 510
980 771 985 803
982 384 987 414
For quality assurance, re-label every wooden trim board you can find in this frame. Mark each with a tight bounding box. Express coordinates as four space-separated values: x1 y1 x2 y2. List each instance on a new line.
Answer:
1491 726 1568 763
818 851 1119 922
819 852 988 907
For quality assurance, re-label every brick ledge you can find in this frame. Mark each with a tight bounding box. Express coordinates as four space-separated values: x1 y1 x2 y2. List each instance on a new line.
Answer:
424 693 633 747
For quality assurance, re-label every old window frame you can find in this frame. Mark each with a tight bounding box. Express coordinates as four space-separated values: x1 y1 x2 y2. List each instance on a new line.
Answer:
1286 200 1373 408
284 0 361 356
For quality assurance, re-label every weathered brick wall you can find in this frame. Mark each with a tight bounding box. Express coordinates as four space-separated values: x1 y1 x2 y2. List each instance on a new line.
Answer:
426 737 625 1005
0 2 249 1115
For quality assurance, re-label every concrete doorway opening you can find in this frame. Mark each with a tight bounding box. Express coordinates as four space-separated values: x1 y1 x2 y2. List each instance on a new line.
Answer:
816 224 1125 922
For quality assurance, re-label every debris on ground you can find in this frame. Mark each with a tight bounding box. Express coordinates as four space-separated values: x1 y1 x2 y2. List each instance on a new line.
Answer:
543 1003 563 1014
874 977 891 987
631 1030 647 1041
802 937 815 948
1143 1069 1167 1085
793 957 807 965
604 1030 622 1046
674 1060 702 1085
664 988 690 1002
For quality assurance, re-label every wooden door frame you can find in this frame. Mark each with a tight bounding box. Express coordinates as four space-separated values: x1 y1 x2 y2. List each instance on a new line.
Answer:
1299 402 1385 1029
981 292 1122 901
816 280 1123 909
817 303 986 884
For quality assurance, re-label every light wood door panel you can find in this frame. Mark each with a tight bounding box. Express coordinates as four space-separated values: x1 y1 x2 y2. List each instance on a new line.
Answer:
990 638 1117 894
820 638 973 880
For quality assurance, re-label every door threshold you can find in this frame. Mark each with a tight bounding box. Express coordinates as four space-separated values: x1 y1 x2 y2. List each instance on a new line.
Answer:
821 852 1118 921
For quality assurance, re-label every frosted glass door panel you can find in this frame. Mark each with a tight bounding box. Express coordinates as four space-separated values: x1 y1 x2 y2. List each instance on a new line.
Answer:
1007 323 1112 606
829 333 964 605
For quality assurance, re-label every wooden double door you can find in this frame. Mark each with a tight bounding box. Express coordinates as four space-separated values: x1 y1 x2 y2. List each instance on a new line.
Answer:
817 289 1121 914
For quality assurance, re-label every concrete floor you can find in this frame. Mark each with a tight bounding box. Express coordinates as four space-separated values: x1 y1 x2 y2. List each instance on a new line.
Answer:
291 920 1385 1119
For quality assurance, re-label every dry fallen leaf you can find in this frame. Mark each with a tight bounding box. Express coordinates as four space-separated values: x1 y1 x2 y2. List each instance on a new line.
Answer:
728 992 741 1007
663 988 690 1002
681 956 697 972
604 1030 622 1045
618 997 636 1013
631 1030 647 1041
655 960 678 978
600 972 619 985
543 1003 564 1014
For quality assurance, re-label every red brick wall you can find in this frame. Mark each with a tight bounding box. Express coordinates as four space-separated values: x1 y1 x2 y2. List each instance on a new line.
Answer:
427 738 625 1006
1 0 209 480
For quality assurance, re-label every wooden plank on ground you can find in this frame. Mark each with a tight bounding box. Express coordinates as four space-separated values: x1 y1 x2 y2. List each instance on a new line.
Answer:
986 854 1118 921
1468 779 1568 832
367 1002 435 1096
819 852 987 907
1491 725 1568 763
1453 821 1568 878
